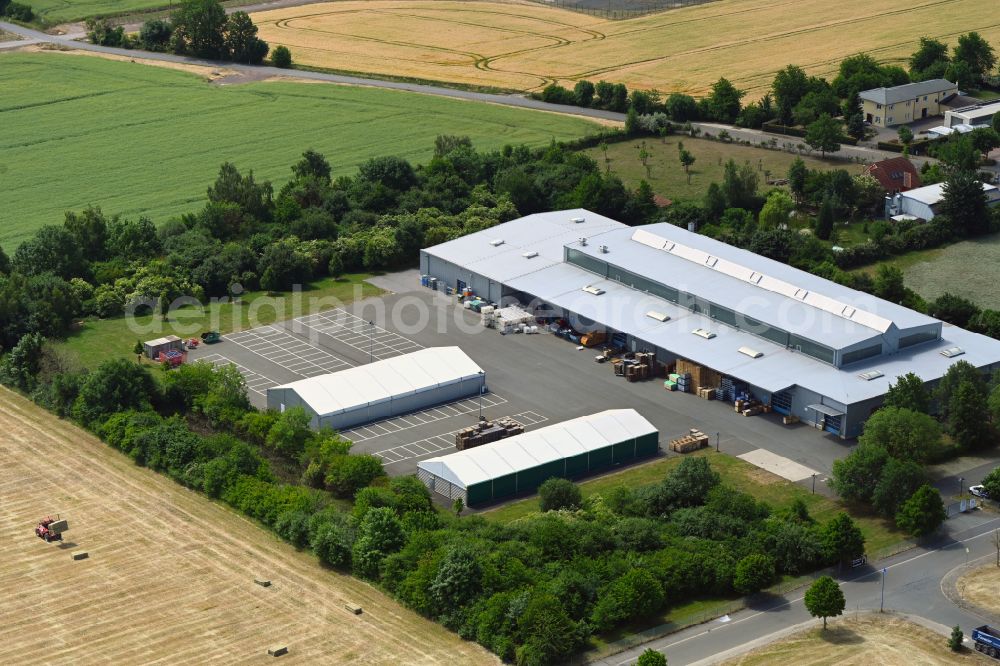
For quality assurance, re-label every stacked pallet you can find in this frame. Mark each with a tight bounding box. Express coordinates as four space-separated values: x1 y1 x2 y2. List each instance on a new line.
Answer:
697 387 716 400
676 359 722 391
669 429 709 453
455 417 524 450
782 414 800 425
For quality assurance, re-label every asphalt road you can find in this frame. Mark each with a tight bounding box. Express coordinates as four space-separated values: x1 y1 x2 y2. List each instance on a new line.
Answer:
603 511 1000 665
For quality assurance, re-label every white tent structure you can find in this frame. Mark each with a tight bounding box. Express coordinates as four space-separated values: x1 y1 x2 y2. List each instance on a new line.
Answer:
417 409 658 506
266 346 484 430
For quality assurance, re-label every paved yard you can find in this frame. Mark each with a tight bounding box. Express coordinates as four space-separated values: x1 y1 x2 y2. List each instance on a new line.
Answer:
188 279 855 486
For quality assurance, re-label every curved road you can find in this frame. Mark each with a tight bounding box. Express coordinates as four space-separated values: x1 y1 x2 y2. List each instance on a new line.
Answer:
602 511 1000 665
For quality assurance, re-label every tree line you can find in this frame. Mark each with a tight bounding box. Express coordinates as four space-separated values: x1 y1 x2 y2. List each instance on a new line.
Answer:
831 363 1000 537
536 33 998 151
84 0 292 67
0 327 874 665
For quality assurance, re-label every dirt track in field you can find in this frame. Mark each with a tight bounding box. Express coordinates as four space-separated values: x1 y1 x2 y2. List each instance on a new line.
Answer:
0 388 497 665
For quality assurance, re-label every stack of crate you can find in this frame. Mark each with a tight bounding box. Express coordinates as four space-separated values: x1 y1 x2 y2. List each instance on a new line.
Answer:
455 417 524 450
669 429 709 453
697 387 717 400
676 359 722 393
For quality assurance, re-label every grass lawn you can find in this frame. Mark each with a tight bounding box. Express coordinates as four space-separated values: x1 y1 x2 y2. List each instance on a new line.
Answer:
722 613 985 665
482 449 904 554
26 0 168 22
58 273 382 369
0 51 600 251
584 136 844 203
851 234 1000 309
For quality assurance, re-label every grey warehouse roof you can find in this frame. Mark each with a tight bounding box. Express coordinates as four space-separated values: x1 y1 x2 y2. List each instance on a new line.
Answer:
417 409 656 489
269 347 482 417
859 79 955 106
570 223 939 348
422 211 1000 407
422 208 626 283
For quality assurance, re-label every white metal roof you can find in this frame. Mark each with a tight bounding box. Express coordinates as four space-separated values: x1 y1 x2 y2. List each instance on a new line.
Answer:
269 347 482 417
902 182 998 205
423 209 626 282
417 409 656 489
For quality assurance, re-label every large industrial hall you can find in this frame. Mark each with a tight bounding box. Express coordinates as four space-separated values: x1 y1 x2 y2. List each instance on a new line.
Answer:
420 209 1000 438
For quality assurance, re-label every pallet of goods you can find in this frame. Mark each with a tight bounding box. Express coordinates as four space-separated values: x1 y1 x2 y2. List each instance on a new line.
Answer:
669 429 709 453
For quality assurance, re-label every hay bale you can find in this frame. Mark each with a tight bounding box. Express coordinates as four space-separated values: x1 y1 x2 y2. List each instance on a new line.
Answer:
254 578 271 587
71 551 88 561
267 646 288 657
345 603 363 615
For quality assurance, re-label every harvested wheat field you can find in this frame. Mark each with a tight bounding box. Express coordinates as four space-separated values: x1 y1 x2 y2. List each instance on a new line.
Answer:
0 389 497 665
723 613 991 665
957 565 1000 615
253 0 1000 95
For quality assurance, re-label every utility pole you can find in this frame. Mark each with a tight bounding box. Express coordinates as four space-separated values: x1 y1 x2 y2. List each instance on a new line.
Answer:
715 432 719 452
812 473 817 494
880 568 886 612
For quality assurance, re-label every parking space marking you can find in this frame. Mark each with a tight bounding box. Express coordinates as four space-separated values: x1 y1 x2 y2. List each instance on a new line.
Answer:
225 325 353 377
296 309 424 361
340 393 509 443
374 412 550 465
197 353 276 396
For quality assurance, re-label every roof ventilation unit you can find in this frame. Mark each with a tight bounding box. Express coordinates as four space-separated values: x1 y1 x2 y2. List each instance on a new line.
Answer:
522 251 538 259
579 237 587 246
858 370 884 381
691 328 716 340
646 311 670 322
582 285 605 295
599 245 609 254
940 346 965 358
571 216 586 223
738 346 763 359
490 239 505 247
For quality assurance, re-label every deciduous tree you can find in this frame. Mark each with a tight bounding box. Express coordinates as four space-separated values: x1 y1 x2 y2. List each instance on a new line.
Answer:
895 484 946 536
804 575 845 629
805 114 842 157
539 477 582 511
858 406 941 463
821 512 865 563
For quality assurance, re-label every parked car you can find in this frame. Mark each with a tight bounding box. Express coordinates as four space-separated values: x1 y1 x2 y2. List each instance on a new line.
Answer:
970 485 990 499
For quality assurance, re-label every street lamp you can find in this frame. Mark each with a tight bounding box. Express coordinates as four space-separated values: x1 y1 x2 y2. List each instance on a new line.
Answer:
368 320 374 364
715 432 720 452
959 477 965 499
478 371 486 421
812 473 817 494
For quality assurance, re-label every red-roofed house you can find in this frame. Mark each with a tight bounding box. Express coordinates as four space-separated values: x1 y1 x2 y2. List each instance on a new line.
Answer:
863 157 921 195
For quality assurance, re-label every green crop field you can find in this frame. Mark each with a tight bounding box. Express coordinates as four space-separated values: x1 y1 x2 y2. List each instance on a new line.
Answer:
25 0 169 22
0 52 600 250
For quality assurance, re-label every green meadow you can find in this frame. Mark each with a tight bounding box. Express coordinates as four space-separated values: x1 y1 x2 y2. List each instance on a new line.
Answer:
0 52 599 250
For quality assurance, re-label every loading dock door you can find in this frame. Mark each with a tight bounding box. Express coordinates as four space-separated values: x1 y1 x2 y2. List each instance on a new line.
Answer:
771 391 792 415
807 403 845 436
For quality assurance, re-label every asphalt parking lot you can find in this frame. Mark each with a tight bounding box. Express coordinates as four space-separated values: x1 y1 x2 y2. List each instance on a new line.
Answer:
186 283 851 485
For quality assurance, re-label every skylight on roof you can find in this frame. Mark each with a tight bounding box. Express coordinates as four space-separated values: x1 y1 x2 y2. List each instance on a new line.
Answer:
692 328 716 339
582 285 605 295
738 346 762 359
490 239 505 247
646 311 670 322
940 346 965 358
522 251 538 259
858 370 884 381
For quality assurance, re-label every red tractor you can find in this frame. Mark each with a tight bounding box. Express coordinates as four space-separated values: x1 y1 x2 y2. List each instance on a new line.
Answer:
35 516 68 542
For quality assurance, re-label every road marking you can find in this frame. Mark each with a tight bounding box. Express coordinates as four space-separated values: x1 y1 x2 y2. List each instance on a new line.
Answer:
374 412 549 465
340 393 508 443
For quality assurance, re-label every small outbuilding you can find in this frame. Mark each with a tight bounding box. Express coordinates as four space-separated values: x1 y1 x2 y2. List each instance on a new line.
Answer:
266 346 484 431
417 409 658 506
143 335 184 360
